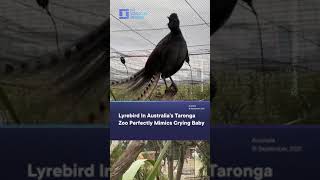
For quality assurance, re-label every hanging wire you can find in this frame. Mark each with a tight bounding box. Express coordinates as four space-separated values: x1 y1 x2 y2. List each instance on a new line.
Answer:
110 13 157 46
110 44 209 54
50 2 106 18
184 0 210 27
110 52 209 59
238 2 320 48
112 23 210 32
12 0 93 30
43 7 61 53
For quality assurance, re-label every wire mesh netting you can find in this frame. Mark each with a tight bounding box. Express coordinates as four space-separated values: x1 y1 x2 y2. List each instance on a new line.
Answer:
212 0 320 124
213 0 320 71
0 0 108 123
110 0 210 83
0 0 107 65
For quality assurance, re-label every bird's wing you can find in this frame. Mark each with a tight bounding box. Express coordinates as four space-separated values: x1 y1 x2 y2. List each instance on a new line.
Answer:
161 36 188 62
144 33 172 75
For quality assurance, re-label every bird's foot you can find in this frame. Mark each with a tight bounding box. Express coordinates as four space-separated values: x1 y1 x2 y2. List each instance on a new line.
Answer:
171 82 178 91
164 83 178 96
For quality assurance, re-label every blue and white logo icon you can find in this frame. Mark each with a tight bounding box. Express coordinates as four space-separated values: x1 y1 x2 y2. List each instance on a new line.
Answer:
118 8 148 20
119 9 129 19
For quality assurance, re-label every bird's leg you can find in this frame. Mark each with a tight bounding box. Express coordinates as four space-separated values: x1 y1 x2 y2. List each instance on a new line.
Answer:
169 77 176 87
163 77 169 91
169 77 178 92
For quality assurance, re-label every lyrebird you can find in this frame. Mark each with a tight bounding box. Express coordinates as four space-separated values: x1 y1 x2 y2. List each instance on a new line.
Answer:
112 13 189 100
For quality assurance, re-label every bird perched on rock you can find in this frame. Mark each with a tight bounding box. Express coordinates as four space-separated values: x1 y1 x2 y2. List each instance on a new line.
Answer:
112 13 189 100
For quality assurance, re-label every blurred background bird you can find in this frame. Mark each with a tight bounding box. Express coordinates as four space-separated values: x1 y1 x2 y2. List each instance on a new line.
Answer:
212 0 257 100
212 0 256 34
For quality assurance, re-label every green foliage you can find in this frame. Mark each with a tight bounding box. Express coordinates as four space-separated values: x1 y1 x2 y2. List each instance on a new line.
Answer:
119 141 172 180
212 71 320 124
115 141 209 180
146 141 172 180
0 86 19 123
111 83 209 101
122 159 154 180
196 141 210 177
111 141 128 167
0 86 105 124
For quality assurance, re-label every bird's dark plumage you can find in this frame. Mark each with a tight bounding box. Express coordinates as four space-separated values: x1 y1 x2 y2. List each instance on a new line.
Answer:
212 0 237 34
212 0 256 34
123 13 189 97
211 0 257 100
36 0 49 9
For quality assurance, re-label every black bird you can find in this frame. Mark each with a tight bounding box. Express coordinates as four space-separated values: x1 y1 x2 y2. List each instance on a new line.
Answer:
211 0 257 100
212 0 237 34
212 0 256 34
113 13 189 100
36 0 49 9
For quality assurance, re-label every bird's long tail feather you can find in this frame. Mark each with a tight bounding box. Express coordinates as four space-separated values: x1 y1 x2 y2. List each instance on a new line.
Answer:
111 68 145 86
136 73 160 101
111 69 161 100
